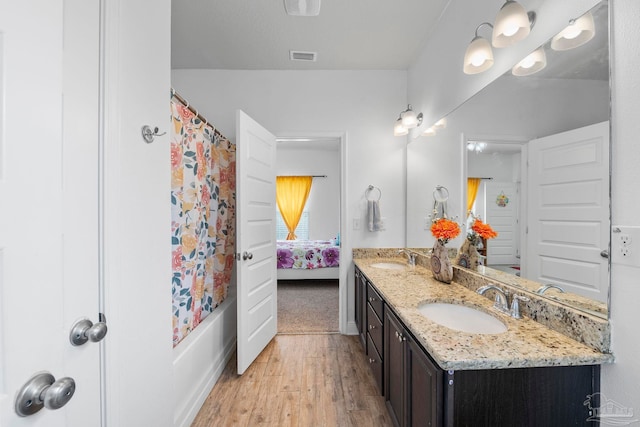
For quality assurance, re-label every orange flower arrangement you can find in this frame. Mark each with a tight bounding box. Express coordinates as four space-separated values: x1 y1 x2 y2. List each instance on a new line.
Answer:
471 218 498 240
431 218 461 244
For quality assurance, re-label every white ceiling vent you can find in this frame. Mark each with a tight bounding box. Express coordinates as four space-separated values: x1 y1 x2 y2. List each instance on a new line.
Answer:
284 0 321 16
289 50 317 62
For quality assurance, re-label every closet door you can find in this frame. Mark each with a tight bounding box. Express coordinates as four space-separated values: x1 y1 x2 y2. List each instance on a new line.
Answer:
236 110 278 374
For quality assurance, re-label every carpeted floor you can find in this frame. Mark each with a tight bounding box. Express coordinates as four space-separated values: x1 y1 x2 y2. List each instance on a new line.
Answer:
277 279 339 334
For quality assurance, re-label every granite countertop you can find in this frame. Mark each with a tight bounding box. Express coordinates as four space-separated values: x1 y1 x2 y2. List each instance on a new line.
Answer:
354 257 614 371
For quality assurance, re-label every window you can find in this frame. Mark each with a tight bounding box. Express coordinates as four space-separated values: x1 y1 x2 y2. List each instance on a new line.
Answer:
276 211 309 240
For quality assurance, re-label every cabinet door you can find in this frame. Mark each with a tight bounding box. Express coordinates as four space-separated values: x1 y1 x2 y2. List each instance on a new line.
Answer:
355 269 367 349
384 308 406 427
407 338 443 427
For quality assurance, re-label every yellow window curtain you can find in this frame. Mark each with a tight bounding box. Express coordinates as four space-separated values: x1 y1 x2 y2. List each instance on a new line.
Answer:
467 178 481 216
276 176 313 240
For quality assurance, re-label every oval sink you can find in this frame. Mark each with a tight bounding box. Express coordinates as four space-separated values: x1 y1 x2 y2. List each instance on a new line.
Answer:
371 262 406 270
417 302 507 334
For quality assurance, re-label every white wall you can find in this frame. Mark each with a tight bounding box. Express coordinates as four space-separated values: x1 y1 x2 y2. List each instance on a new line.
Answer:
603 0 640 412
276 145 341 240
172 69 407 335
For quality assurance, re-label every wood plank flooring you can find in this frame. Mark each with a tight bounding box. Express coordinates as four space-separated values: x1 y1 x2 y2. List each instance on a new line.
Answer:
191 334 394 427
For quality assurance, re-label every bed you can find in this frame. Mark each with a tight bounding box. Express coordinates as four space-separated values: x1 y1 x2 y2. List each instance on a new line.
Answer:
276 239 340 280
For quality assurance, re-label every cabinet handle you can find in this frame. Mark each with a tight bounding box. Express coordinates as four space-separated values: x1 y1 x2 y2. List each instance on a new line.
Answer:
368 297 376 302
368 358 375 364
369 324 375 330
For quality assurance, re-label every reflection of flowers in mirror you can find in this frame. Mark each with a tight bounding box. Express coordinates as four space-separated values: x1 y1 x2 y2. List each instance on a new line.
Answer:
467 214 498 246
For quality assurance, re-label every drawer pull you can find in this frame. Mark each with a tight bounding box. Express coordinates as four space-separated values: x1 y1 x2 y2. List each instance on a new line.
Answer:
369 324 376 330
368 358 375 364
368 296 376 302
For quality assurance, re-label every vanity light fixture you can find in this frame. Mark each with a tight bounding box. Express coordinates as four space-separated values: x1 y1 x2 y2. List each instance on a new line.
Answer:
492 0 536 48
551 11 595 51
434 118 447 130
400 104 423 129
394 115 408 136
422 126 437 137
467 141 487 153
463 22 494 75
512 47 547 76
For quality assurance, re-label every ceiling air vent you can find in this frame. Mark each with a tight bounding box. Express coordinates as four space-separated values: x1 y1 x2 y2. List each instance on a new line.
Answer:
289 50 317 62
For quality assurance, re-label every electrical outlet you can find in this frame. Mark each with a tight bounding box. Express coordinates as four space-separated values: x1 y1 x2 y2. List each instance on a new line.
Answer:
612 226 640 267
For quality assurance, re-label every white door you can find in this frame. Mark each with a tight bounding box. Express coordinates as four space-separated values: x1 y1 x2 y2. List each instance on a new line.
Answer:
236 110 278 375
526 121 609 302
484 181 520 266
0 1 102 425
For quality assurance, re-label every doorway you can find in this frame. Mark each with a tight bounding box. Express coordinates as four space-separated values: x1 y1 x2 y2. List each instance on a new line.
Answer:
275 134 346 333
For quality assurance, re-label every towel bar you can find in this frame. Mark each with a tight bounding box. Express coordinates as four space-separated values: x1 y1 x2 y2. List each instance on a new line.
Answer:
366 185 382 201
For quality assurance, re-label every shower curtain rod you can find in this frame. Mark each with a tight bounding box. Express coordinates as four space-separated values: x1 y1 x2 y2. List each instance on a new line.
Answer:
171 89 225 138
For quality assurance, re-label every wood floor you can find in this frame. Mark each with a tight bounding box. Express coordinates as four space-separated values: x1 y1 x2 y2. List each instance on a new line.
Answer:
191 334 394 427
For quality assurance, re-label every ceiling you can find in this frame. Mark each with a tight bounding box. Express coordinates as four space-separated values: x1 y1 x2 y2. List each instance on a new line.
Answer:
171 0 451 70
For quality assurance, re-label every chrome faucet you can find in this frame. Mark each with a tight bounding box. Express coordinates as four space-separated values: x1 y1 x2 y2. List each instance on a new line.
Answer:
477 284 530 319
476 285 509 312
536 284 566 295
398 249 416 266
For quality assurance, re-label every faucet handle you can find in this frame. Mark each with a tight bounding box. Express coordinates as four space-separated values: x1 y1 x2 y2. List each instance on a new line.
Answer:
510 295 530 319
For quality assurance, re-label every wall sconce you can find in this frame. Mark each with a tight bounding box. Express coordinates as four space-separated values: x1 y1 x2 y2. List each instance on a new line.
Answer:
394 115 408 136
422 126 437 137
492 0 536 48
394 105 423 136
434 118 447 129
463 22 494 75
512 47 547 76
467 141 487 153
551 11 595 51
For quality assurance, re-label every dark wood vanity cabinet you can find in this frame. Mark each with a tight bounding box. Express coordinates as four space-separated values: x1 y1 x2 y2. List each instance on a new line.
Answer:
355 266 385 394
385 306 443 427
354 268 367 348
355 266 599 426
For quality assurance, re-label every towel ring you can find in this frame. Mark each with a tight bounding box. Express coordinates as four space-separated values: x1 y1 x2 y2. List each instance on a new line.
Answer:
433 185 449 203
366 185 382 201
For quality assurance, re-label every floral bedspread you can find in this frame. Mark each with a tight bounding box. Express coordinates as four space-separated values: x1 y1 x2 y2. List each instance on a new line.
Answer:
277 240 340 269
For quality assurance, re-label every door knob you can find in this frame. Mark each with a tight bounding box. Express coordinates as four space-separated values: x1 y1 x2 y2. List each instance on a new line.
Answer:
70 317 108 346
15 372 76 417
601 249 609 259
242 251 253 260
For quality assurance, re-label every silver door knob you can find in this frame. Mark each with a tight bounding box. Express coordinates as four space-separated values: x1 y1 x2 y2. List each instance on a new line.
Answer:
70 318 108 346
242 251 253 260
15 372 76 417
601 249 609 258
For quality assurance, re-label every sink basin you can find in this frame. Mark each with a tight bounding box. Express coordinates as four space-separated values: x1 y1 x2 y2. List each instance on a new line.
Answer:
370 262 406 270
417 302 507 334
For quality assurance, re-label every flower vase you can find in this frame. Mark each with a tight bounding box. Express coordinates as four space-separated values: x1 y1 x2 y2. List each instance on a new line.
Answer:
455 239 480 270
431 240 454 284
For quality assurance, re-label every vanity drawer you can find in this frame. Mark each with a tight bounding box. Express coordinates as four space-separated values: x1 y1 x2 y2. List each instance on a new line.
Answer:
367 302 383 356
367 334 383 394
367 282 384 320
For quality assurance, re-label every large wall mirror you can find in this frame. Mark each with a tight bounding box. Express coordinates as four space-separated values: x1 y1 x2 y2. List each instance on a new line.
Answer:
406 0 609 319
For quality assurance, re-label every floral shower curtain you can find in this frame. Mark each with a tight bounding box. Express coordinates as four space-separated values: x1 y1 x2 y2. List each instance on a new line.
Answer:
170 98 237 347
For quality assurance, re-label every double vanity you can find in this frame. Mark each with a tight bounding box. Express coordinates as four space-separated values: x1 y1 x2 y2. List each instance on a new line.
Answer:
353 249 613 427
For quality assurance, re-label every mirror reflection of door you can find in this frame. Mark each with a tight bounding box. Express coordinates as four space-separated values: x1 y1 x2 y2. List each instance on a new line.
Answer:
467 141 523 272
